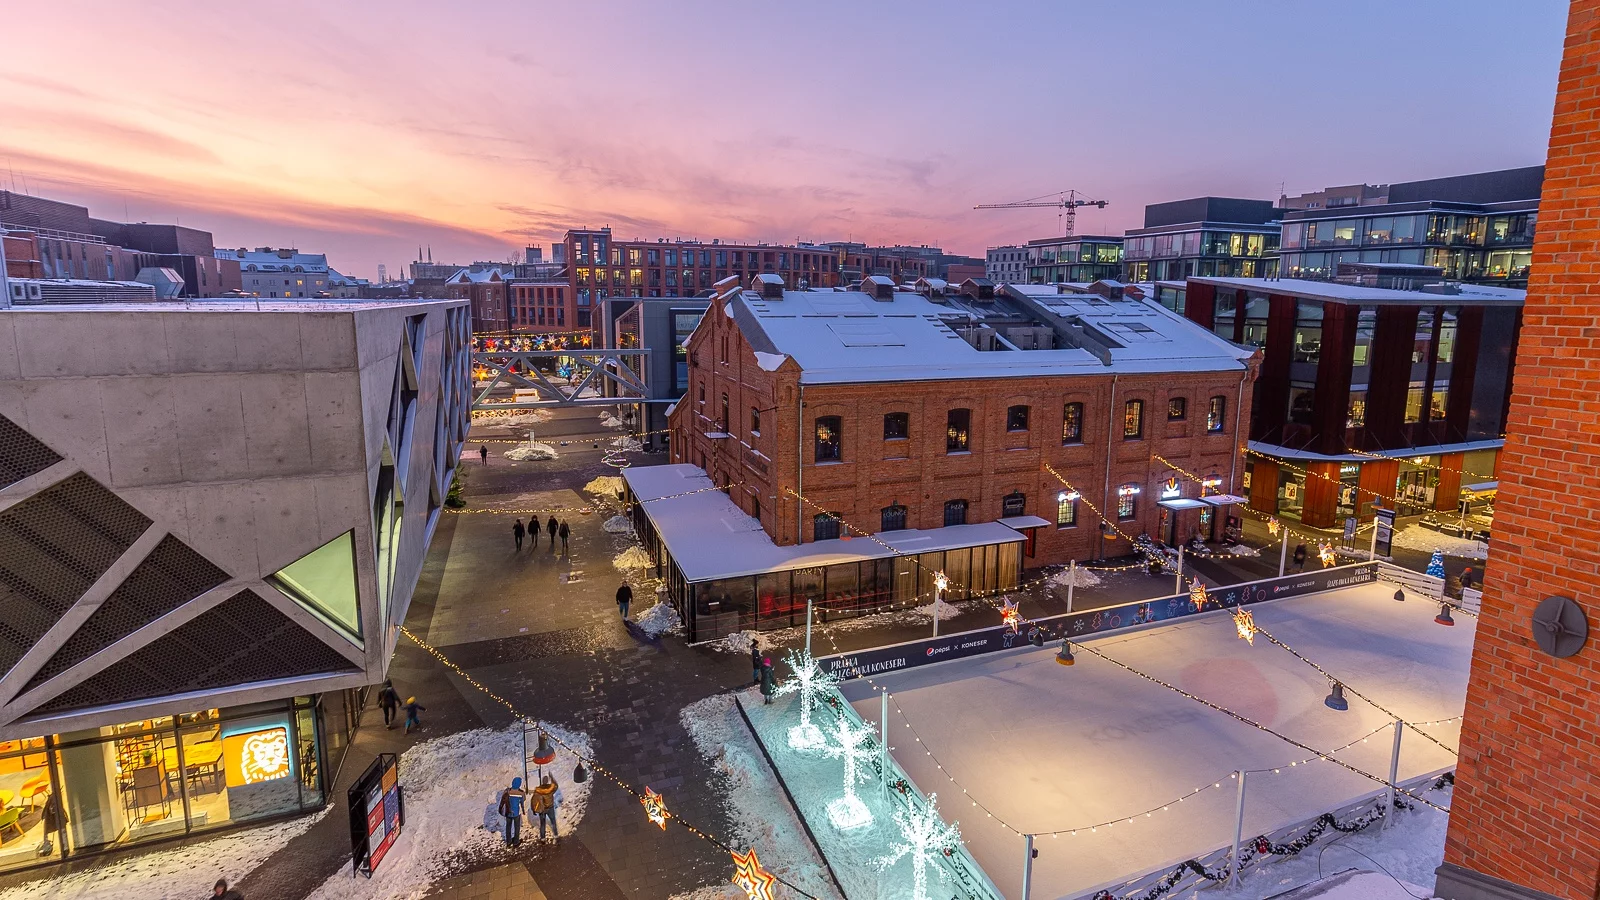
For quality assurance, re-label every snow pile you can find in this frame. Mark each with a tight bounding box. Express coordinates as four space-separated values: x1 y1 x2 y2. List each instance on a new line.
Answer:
1390 524 1487 560
1048 566 1103 589
633 601 682 637
584 475 625 497
753 351 788 372
1224 543 1262 557
602 514 633 533
598 410 628 428
610 435 643 452
304 723 592 900
472 409 552 427
675 694 839 900
710 630 768 655
0 808 327 900
504 441 558 461
613 546 654 570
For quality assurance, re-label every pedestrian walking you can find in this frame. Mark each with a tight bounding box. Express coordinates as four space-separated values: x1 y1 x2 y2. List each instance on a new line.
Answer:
479 445 489 466
1292 543 1307 573
498 777 527 846
750 645 763 686
213 879 244 900
558 520 569 554
512 518 526 551
530 775 560 841
403 696 425 734
616 582 633 619
760 656 776 704
546 516 558 550
377 680 400 729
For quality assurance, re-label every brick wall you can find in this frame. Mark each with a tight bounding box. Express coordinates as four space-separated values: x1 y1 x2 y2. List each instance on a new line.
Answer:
671 289 1257 566
1438 4 1600 899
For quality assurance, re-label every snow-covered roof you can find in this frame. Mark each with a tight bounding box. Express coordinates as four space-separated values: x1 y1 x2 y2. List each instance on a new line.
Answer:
448 269 503 284
623 464 1024 583
216 248 330 273
725 287 1253 385
1189 276 1525 306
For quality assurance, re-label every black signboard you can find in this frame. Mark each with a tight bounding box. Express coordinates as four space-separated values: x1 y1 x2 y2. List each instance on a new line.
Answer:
347 752 404 878
1373 508 1397 557
820 563 1377 681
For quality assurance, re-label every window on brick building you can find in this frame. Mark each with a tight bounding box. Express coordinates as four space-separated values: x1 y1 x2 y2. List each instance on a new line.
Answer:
750 407 761 436
1007 405 1030 431
881 504 907 531
884 412 909 440
1207 396 1227 433
1056 493 1078 527
815 416 842 462
720 393 728 430
1124 400 1144 440
1062 402 1084 444
698 385 705 406
946 409 971 452
943 500 968 527
1168 397 1187 420
751 496 760 522
1002 492 1026 517
1117 484 1139 519
813 512 842 541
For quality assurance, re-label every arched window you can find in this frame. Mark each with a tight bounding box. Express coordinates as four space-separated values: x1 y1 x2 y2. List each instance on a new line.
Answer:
1123 400 1144 440
1002 492 1026 517
943 499 968 527
1062 402 1084 444
1006 405 1030 431
815 416 842 462
881 504 907 532
883 412 910 440
946 409 971 452
1207 396 1227 433
1117 483 1141 519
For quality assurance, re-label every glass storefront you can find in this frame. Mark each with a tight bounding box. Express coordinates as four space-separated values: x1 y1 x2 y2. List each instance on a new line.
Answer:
0 695 344 873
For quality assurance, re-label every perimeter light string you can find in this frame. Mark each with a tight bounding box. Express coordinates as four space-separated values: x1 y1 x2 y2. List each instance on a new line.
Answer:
1150 453 1365 562
1248 622 1459 757
1241 447 1411 512
399 626 823 900
1072 642 1449 813
1040 462 1141 545
1346 446 1498 486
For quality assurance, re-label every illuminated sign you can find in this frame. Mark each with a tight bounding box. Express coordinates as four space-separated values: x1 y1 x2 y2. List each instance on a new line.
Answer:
223 727 291 787
1118 485 1141 497
1159 477 1181 500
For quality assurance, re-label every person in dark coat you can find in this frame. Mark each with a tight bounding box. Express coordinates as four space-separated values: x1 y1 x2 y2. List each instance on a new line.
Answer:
750 645 763 686
546 516 558 549
403 696 425 734
512 519 526 551
498 777 527 846
1292 543 1307 572
377 680 400 729
1460 566 1476 590
213 879 244 900
479 445 489 466
760 656 777 704
558 520 569 554
616 583 633 619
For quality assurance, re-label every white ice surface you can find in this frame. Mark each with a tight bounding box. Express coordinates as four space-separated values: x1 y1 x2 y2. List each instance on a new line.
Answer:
842 581 1472 900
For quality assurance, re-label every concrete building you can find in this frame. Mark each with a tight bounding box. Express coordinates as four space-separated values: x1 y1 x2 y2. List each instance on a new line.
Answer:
653 277 1256 641
0 296 471 869
1023 235 1124 283
1279 182 1390 210
215 248 331 298
599 295 711 441
1121 197 1282 282
986 245 1028 284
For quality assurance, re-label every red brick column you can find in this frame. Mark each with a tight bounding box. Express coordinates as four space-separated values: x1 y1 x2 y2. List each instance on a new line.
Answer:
1357 457 1398 522
1298 461 1340 529
1436 452 1465 513
1437 5 1600 899
1248 458 1278 515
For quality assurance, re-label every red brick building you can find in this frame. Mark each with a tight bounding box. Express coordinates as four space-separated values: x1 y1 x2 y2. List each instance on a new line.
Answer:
508 280 569 332
446 268 508 332
1436 4 1600 899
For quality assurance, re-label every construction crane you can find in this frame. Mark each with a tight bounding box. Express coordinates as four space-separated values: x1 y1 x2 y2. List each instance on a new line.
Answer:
974 189 1108 237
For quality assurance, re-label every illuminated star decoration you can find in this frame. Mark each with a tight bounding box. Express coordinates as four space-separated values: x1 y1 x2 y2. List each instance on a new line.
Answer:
1267 517 1281 538
999 597 1022 633
1233 607 1257 645
641 786 670 830
1317 542 1336 568
1189 581 1210 611
730 848 778 900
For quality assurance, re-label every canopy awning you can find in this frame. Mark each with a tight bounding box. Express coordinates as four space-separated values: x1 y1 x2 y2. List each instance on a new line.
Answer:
997 515 1053 530
1464 481 1498 493
1158 498 1210 511
1201 493 1248 507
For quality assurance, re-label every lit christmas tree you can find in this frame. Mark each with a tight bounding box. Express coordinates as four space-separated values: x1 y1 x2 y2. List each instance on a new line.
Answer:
822 716 876 830
775 648 840 751
1427 549 1446 578
877 793 962 900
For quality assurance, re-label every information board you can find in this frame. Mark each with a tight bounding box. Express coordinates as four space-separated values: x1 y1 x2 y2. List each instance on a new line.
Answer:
347 752 404 878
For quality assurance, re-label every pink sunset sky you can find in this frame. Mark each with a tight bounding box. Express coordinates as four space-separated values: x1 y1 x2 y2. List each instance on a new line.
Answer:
0 0 1567 279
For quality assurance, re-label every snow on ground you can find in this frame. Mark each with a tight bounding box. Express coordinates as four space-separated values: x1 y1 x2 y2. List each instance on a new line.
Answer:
610 435 644 452
599 411 628 428
304 723 591 900
633 601 682 637
672 693 840 900
0 808 329 900
1389 525 1487 560
613 546 653 570
472 409 552 427
1225 544 1263 558
584 475 626 498
708 630 769 655
1049 565 1104 589
840 581 1472 900
504 441 559 461
602 514 634 533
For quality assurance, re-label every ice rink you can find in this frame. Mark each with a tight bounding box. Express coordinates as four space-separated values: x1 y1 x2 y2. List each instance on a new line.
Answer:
842 581 1474 900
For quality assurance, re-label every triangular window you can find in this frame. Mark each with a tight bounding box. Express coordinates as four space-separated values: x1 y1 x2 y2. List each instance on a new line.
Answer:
269 530 361 646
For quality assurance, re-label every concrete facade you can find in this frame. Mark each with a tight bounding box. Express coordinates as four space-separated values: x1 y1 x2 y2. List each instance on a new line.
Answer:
0 298 472 739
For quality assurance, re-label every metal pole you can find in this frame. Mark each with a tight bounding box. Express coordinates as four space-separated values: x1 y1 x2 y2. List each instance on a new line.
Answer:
880 689 890 798
0 224 10 309
1174 544 1184 595
1066 560 1076 613
1384 718 1403 829
1370 511 1380 560
805 597 813 656
1228 770 1247 888
1022 833 1036 900
1278 530 1289 577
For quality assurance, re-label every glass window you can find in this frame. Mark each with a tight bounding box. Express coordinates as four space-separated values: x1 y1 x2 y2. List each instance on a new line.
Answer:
1437 309 1457 363
1405 384 1425 423
1348 391 1367 428
1212 290 1238 341
813 513 841 541
946 408 970 452
943 500 968 527
1001 492 1025 517
1207 396 1226 433
814 416 841 462
1168 397 1187 421
1288 385 1316 426
1062 402 1084 444
1353 307 1377 367
1283 222 1305 249
1056 493 1077 527
943 548 971 601
1293 301 1324 364
884 412 909 440
1117 484 1139 519
1430 384 1449 420
881 504 907 531
720 393 729 429
1123 400 1144 440
1007 405 1030 431
750 407 760 435
269 531 360 643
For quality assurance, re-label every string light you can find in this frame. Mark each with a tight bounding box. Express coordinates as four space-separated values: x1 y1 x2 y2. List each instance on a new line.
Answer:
641 786 671 830
1346 446 1498 486
999 597 1022 633
1232 607 1257 645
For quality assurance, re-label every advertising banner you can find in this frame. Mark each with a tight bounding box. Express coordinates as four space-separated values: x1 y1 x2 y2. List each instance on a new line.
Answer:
1374 508 1396 557
820 563 1376 681
347 753 404 877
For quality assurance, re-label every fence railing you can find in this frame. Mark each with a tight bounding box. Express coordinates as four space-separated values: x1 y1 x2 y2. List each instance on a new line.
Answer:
1374 561 1480 612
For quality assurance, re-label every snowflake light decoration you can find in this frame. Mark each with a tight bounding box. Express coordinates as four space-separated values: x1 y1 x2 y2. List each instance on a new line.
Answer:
822 716 876 830
1267 517 1281 538
877 793 962 900
999 597 1022 633
933 570 949 596
1317 542 1336 568
1233 607 1257 645
730 848 778 900
1189 581 1210 610
774 648 841 751
641 786 670 830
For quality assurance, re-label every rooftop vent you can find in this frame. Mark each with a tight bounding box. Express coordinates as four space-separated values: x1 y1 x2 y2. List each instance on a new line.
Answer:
753 273 785 299
864 275 895 301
